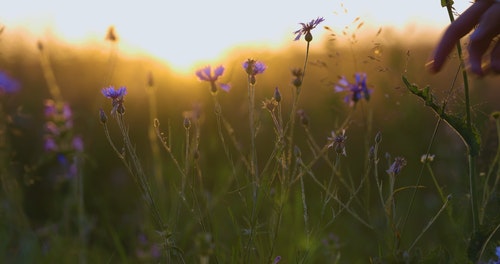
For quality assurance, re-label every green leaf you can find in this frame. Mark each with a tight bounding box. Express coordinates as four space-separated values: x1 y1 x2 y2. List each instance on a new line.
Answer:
402 75 481 156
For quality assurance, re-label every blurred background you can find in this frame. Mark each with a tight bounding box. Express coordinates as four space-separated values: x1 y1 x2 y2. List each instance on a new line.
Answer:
1 0 500 262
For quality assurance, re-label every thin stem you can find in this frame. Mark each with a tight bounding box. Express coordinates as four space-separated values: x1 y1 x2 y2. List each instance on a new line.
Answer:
248 80 259 203
286 41 311 177
444 0 478 232
116 115 165 230
407 196 451 252
146 83 164 191
38 43 63 102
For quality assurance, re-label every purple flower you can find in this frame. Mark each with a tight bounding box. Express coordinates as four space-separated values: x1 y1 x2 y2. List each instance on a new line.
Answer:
44 100 57 117
327 129 347 156
387 157 407 175
72 136 84 152
334 72 371 106
102 86 127 99
243 59 266 85
243 59 267 76
294 17 325 41
102 86 127 115
273 256 282 264
196 65 230 93
44 137 57 151
0 71 20 94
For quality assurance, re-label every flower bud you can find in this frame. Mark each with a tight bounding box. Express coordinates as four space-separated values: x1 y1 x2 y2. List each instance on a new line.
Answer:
375 131 382 144
99 108 107 124
273 87 281 103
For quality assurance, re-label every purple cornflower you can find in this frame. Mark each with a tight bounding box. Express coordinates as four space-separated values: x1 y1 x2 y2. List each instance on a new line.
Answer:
387 157 407 175
102 86 127 100
243 59 266 76
44 137 57 151
0 70 20 94
334 72 371 106
243 59 266 85
327 129 347 156
102 86 127 115
196 65 230 93
294 17 325 42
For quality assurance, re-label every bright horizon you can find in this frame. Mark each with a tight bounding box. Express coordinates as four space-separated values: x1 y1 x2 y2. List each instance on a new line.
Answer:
2 0 472 73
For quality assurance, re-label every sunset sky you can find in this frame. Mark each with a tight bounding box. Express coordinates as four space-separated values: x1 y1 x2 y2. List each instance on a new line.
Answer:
2 0 472 73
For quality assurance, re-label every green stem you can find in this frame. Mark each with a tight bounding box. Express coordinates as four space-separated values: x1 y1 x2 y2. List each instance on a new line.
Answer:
444 0 478 232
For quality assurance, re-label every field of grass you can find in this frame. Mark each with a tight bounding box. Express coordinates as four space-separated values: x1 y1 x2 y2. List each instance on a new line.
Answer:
1 9 500 264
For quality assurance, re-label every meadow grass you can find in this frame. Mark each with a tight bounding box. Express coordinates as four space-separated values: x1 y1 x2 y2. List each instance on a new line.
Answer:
1 3 500 264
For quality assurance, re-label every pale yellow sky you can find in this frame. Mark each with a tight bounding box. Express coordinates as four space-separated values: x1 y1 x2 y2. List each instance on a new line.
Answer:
1 0 471 72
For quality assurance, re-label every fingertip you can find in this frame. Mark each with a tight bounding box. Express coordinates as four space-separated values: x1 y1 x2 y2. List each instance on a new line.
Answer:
426 59 441 74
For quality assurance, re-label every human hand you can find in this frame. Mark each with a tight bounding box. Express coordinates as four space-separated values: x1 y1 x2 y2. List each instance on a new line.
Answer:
427 0 500 76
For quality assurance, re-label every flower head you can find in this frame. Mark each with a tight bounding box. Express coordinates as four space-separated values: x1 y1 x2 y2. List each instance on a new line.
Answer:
243 59 267 76
196 65 230 93
387 157 407 175
294 17 325 42
291 68 304 88
327 129 347 156
102 86 127 115
243 59 266 85
102 86 127 99
420 154 435 163
334 72 371 106
0 71 20 94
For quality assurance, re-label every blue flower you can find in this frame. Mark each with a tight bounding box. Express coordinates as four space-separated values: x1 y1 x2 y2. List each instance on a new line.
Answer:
387 157 407 175
334 72 371 106
102 86 127 115
243 59 266 76
294 17 325 42
196 65 230 93
0 71 20 94
102 86 127 99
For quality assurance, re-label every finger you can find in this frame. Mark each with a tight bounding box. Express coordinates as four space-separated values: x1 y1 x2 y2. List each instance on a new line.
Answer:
468 4 500 76
489 38 500 73
428 1 493 73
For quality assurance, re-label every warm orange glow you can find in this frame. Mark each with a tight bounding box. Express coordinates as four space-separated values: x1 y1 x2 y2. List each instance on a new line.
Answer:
2 0 472 74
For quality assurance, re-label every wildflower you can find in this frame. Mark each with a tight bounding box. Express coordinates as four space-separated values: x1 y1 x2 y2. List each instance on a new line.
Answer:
262 98 278 112
196 65 230 93
273 256 282 264
106 26 118 42
420 154 435 163
0 71 20 94
72 136 84 152
294 17 325 42
387 157 407 175
183 116 191 130
375 131 382 144
44 137 57 151
102 86 127 100
102 86 127 115
99 108 108 124
334 72 371 106
327 129 347 156
273 87 281 103
243 59 266 84
291 68 303 88
297 109 309 127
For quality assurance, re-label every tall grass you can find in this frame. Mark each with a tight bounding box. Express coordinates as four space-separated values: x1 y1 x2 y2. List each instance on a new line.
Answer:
0 3 500 263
